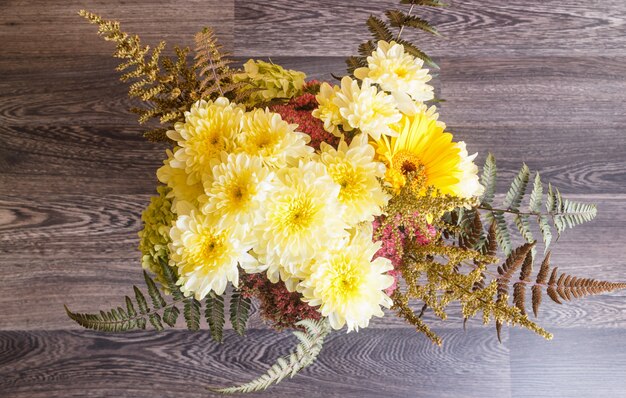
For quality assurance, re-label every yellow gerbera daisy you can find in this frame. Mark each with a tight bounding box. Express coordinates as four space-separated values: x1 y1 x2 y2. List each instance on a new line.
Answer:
169 209 257 300
375 105 482 198
300 225 394 332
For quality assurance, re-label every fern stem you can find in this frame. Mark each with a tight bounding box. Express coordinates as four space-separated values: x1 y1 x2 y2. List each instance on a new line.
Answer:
396 3 417 41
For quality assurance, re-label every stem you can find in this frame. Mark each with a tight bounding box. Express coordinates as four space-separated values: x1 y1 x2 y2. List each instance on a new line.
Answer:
396 3 416 41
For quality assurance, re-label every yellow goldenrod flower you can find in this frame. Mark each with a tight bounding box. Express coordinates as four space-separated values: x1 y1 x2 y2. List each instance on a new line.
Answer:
300 225 394 332
375 105 483 199
354 40 434 103
319 134 389 225
167 98 244 186
169 209 257 300
334 76 401 140
238 108 313 168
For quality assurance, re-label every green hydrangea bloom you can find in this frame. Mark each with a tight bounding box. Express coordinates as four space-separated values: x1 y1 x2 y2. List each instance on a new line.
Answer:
234 59 306 105
138 185 177 292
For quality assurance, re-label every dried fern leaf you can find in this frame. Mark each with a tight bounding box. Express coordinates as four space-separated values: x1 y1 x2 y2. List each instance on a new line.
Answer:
230 289 251 336
205 291 225 343
480 153 497 207
211 319 331 394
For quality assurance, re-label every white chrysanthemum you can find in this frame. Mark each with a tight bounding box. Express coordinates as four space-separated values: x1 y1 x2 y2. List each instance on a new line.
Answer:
238 108 313 168
319 134 389 225
157 148 205 214
334 76 401 140
455 141 485 199
354 40 434 103
311 82 344 136
256 160 348 274
300 225 394 332
167 98 244 185
169 209 257 300
201 153 273 240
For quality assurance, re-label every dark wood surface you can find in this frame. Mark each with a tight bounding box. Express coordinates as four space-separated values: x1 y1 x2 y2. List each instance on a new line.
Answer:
1 1 625 397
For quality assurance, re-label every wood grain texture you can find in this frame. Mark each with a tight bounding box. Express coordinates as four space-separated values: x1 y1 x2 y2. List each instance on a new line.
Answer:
234 0 626 57
1 0 626 396
0 329 512 398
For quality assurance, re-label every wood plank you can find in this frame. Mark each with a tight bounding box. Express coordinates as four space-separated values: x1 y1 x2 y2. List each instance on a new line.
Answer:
0 328 511 397
0 194 624 330
510 328 626 397
0 0 234 56
233 0 626 57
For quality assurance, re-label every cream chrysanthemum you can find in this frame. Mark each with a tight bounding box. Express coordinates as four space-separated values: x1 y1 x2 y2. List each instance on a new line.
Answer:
238 108 313 168
311 82 344 136
202 153 273 240
334 77 401 140
167 98 244 185
157 148 205 214
169 209 256 299
454 141 484 198
256 160 348 275
319 134 389 225
300 226 394 331
354 40 434 103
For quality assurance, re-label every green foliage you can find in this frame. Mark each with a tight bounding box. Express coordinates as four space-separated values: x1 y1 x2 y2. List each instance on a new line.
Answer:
478 154 597 254
230 289 252 336
348 0 443 74
66 259 242 341
211 319 331 394
205 291 225 343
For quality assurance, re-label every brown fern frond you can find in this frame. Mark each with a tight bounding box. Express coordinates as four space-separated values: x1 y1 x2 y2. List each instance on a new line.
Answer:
536 251 552 284
484 220 498 257
519 250 533 282
531 285 542 317
497 242 536 288
513 282 526 315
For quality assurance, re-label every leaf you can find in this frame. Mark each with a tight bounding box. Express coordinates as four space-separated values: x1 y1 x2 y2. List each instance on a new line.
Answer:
183 297 202 331
163 306 180 327
504 164 530 211
538 215 553 252
211 319 331 394
230 289 251 336
366 15 394 42
480 153 497 207
529 172 543 213
488 211 512 256
133 286 149 315
400 0 447 6
205 291 225 343
395 38 439 69
514 214 534 244
144 271 166 310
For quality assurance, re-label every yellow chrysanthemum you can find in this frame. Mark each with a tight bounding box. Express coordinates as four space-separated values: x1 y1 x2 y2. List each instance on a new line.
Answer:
319 134 389 225
201 152 273 240
300 226 394 332
167 98 244 185
334 76 401 140
169 209 257 299
238 108 313 168
156 148 205 214
311 82 344 136
375 105 482 199
354 40 434 103
256 160 348 275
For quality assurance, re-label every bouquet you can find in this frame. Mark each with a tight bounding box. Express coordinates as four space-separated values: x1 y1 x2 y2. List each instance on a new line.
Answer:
67 2 626 393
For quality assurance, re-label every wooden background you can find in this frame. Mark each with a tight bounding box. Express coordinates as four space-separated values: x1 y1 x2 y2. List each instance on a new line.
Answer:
1 0 625 396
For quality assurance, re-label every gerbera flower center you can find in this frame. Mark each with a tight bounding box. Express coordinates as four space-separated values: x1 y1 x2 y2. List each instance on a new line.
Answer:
392 150 427 180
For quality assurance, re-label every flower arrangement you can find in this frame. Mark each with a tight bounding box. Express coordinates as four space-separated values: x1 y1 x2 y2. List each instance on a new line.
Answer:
66 2 626 394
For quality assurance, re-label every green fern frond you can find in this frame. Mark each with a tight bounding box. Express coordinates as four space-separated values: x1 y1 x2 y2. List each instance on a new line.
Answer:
366 15 394 42
184 297 201 331
529 172 543 212
386 10 440 35
480 153 497 207
205 291 225 343
504 164 530 211
230 289 251 336
211 319 331 394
